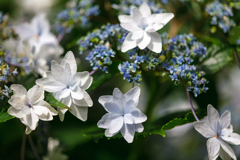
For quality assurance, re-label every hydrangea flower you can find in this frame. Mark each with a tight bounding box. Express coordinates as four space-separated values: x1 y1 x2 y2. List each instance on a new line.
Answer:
118 2 174 53
97 87 147 143
7 84 58 134
13 13 59 53
36 51 93 121
193 105 240 160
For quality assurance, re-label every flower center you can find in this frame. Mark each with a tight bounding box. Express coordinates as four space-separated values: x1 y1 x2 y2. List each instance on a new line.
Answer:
215 134 218 138
140 18 148 30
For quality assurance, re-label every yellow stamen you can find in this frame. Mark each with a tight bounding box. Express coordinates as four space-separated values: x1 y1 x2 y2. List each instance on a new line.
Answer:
215 135 218 138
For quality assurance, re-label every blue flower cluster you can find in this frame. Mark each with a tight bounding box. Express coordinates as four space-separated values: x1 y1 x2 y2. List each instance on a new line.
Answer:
121 33 208 97
0 12 16 40
205 0 237 33
53 0 99 34
78 24 126 72
0 47 17 100
111 0 165 14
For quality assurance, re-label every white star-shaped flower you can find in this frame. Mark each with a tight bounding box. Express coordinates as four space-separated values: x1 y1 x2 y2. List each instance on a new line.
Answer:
8 84 58 134
97 87 147 143
36 51 93 121
118 2 174 53
13 13 58 53
193 105 240 160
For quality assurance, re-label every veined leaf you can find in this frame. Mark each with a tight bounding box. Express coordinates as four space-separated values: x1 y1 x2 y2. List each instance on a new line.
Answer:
82 110 206 142
0 109 14 123
45 92 69 109
198 45 232 74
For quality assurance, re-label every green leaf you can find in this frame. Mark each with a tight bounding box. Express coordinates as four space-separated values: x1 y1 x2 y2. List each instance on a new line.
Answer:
228 25 240 45
87 72 114 91
0 109 14 123
44 92 68 109
82 110 206 142
198 45 233 74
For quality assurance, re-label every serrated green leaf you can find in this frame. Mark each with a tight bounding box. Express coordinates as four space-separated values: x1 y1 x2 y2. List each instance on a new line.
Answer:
0 109 14 123
44 92 68 109
82 110 206 142
198 45 233 74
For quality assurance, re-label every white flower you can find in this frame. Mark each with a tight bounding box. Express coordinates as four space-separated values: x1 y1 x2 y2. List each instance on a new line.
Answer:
118 2 174 53
7 84 58 134
13 13 58 53
36 51 93 121
193 104 240 160
28 43 63 77
97 87 147 143
43 137 68 160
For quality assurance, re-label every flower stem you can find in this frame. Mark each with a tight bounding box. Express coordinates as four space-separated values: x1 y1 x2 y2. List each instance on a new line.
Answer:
28 134 41 160
132 80 135 88
21 133 26 160
233 50 240 70
89 69 97 76
0 90 10 98
180 79 199 121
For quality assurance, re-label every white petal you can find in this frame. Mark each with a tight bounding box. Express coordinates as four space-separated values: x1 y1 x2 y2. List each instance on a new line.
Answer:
124 100 134 113
25 126 33 134
97 113 121 128
219 110 231 129
60 51 77 75
72 90 93 107
22 109 39 130
81 76 93 90
8 96 26 110
69 104 88 121
118 15 134 23
59 96 72 107
222 133 240 145
8 107 23 118
64 63 72 84
54 88 71 100
31 13 50 34
51 61 67 85
218 138 237 160
109 116 123 134
105 128 117 137
121 123 135 143
71 86 84 100
135 123 144 133
120 23 142 32
146 32 162 53
11 84 27 96
137 31 151 49
124 113 134 124
131 30 144 40
57 108 68 121
207 104 219 133
33 105 50 116
38 100 58 115
113 88 125 108
70 72 90 88
27 85 44 104
139 2 151 17
36 76 66 93
13 23 34 39
207 137 220 158
121 33 137 52
193 121 216 138
131 108 147 123
124 86 140 106
98 95 113 106
21 105 31 115
104 102 122 114
132 7 143 26
147 13 174 31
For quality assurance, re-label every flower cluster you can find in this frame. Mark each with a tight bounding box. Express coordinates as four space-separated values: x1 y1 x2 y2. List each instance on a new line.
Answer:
0 46 17 99
119 33 208 97
205 1 236 33
0 12 17 41
112 0 165 15
78 24 126 72
54 0 99 34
